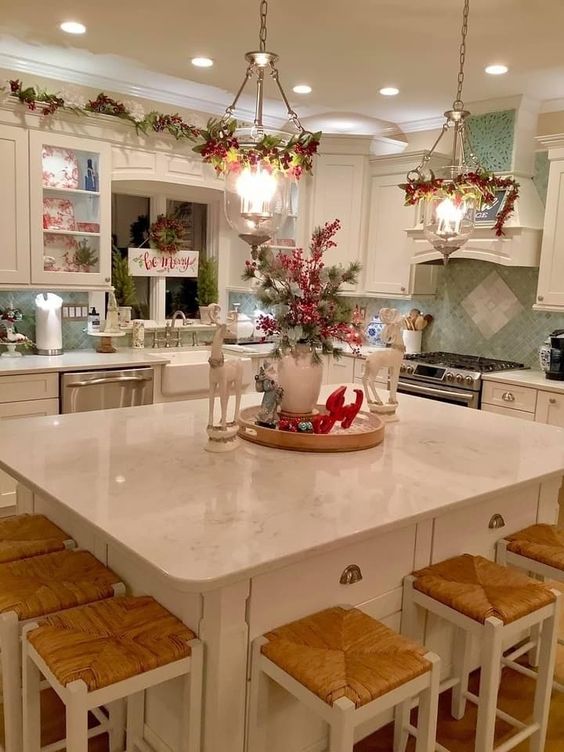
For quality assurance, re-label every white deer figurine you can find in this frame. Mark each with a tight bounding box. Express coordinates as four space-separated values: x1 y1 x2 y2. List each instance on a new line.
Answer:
362 308 405 417
206 323 244 451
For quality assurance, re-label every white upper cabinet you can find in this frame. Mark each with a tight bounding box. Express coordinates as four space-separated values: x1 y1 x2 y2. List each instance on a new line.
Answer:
0 124 30 285
29 131 112 287
310 153 367 288
363 154 440 297
536 138 564 310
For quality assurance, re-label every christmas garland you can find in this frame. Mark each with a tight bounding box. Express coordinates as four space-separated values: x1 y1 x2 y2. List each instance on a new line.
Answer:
5 79 319 180
401 171 520 237
193 118 321 179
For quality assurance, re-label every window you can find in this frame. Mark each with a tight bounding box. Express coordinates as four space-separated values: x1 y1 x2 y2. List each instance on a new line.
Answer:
165 200 208 317
111 193 150 318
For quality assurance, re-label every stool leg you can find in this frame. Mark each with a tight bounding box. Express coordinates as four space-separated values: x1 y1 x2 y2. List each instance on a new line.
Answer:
530 594 560 752
66 680 89 752
393 700 410 752
329 697 355 752
451 627 472 719
474 618 503 752
0 611 22 752
126 692 145 752
182 639 203 752
108 699 126 752
415 653 440 752
248 639 269 752
22 630 41 752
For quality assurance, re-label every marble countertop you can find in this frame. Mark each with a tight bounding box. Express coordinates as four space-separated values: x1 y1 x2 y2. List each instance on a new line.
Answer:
0 385 563 589
483 369 564 393
0 349 171 375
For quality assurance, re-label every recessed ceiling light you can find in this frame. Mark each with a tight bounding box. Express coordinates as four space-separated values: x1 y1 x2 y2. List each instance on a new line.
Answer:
379 86 399 96
485 64 508 76
191 57 214 68
293 84 312 95
60 21 86 34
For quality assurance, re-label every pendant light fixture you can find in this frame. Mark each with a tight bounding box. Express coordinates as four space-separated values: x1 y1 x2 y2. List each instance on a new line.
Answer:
401 0 519 264
209 1 319 257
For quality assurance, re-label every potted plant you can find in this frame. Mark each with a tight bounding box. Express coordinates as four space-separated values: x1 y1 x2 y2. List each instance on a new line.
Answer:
197 257 219 323
243 219 360 414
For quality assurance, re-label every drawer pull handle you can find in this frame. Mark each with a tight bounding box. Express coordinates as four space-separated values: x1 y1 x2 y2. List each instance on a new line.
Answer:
339 564 363 585
488 514 506 530
502 392 515 403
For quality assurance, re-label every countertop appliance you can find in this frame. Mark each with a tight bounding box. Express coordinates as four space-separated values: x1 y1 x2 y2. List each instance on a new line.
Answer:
35 293 63 356
545 330 564 380
61 367 154 414
398 352 526 408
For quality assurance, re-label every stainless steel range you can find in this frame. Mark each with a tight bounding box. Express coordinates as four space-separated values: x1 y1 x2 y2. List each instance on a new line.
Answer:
398 352 526 409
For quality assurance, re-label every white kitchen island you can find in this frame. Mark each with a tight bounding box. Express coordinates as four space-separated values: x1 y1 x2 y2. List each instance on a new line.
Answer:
0 387 563 752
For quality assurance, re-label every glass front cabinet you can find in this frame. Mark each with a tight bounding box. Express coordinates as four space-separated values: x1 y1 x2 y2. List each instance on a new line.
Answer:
29 131 111 286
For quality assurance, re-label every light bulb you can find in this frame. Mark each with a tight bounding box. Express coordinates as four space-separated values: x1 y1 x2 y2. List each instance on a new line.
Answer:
435 197 466 238
236 167 278 224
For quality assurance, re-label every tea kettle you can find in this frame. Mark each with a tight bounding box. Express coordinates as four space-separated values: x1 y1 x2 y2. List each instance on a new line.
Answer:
226 303 255 341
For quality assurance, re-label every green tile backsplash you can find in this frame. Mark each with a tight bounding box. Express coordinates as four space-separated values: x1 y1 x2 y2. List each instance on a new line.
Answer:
0 291 92 350
467 110 515 172
230 260 564 368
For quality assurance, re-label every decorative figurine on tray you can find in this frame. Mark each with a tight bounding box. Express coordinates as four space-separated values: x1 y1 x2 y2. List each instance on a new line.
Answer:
362 307 405 419
206 323 244 452
255 363 284 428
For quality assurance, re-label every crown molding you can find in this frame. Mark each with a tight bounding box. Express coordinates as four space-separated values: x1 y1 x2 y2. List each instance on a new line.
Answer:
0 51 289 129
394 115 445 134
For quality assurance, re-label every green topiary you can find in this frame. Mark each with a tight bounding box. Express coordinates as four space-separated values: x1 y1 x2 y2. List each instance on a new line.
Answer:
197 256 218 306
112 249 138 307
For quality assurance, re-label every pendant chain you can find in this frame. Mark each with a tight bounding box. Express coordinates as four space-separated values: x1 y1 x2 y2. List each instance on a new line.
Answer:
453 0 470 110
259 0 268 51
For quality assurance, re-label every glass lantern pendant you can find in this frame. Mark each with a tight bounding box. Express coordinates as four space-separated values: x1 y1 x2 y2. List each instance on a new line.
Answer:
404 0 483 264
219 1 309 256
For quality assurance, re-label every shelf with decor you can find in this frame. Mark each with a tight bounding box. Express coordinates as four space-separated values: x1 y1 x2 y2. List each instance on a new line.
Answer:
29 131 111 287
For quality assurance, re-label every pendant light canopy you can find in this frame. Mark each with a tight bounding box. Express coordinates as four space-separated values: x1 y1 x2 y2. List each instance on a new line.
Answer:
217 1 318 256
401 0 519 264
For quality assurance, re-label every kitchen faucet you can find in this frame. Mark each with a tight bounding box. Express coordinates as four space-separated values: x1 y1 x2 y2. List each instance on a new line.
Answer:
167 311 187 347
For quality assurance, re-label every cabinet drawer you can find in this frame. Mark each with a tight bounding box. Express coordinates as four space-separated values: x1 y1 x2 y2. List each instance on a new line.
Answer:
249 524 417 638
0 373 58 403
481 403 535 421
481 380 537 413
0 398 59 419
432 487 539 563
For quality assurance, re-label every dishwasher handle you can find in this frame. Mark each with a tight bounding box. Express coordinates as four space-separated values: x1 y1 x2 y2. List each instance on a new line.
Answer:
65 375 153 388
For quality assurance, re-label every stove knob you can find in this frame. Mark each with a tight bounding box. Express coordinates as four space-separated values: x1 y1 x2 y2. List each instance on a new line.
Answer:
406 365 415 374
465 375 474 386
455 374 464 384
400 364 406 373
445 371 454 383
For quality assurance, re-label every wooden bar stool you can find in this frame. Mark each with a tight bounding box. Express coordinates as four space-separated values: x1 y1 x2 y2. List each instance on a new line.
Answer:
0 549 124 752
22 595 203 752
402 554 560 752
497 523 564 690
0 514 74 563
248 605 440 752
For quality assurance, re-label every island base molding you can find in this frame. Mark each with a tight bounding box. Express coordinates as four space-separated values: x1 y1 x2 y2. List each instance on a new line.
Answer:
15 476 561 752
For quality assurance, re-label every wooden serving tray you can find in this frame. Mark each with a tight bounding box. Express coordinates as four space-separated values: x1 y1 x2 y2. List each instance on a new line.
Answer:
238 406 385 453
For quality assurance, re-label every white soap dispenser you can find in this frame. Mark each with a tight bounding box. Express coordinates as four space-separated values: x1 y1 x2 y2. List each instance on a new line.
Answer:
34 293 63 355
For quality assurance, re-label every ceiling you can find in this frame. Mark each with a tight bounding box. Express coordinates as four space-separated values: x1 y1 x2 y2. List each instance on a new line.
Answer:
2 0 564 134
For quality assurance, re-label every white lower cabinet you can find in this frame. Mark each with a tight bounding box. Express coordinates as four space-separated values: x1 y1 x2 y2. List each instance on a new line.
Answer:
325 354 355 385
481 403 535 421
536 390 564 426
0 373 59 510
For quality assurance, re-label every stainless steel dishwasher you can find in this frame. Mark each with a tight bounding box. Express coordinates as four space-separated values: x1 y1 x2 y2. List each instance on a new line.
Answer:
61 368 154 413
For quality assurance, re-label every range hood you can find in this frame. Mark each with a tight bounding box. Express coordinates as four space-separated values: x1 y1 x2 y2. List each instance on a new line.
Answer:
406 99 545 266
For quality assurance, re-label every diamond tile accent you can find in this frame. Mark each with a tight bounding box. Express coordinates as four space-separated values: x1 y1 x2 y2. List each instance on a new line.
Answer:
461 271 523 339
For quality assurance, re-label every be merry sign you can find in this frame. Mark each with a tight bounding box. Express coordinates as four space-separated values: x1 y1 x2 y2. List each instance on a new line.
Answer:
128 248 199 277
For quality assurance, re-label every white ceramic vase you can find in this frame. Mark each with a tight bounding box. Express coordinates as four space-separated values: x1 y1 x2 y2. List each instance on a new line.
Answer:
402 329 422 354
277 344 323 415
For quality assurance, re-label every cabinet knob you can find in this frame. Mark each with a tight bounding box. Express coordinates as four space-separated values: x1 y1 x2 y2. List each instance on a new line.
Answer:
105 277 111 283
488 513 506 530
502 392 515 403
400 286 406 292
339 564 363 585
549 397 557 405
538 295 544 302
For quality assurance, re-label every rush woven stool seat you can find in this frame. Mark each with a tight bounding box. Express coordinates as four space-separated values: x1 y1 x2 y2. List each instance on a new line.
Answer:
497 523 564 691
22 595 203 752
248 605 440 752
402 554 561 752
0 514 74 563
0 549 124 752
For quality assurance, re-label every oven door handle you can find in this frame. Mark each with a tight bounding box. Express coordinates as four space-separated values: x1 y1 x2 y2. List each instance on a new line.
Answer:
399 381 475 403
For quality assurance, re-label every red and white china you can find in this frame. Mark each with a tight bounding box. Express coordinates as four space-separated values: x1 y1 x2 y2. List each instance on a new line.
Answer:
43 197 76 230
41 146 79 189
